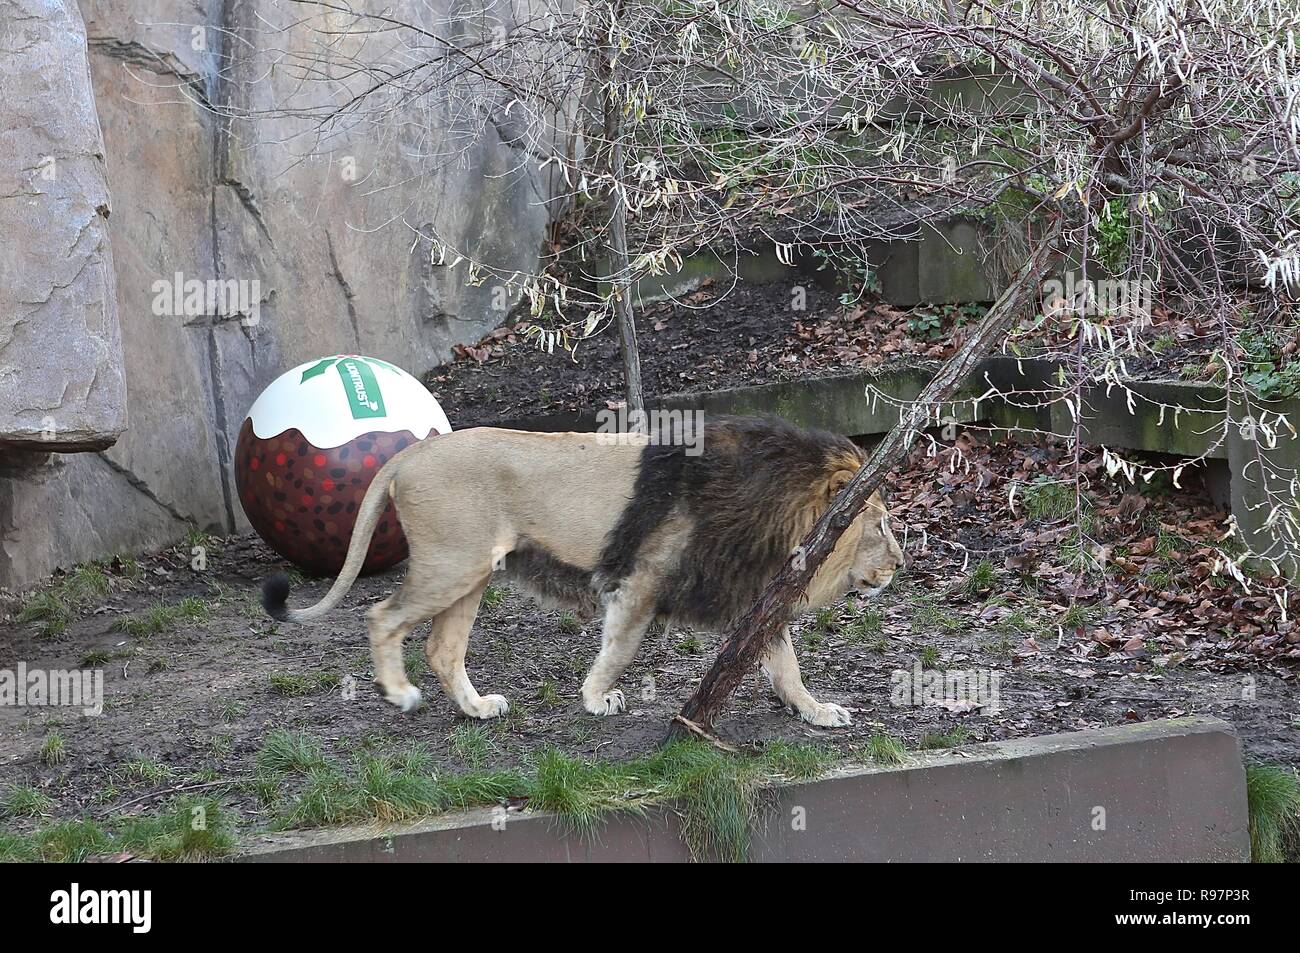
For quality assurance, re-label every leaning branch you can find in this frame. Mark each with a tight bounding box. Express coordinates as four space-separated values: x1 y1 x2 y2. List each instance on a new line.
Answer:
670 220 1062 736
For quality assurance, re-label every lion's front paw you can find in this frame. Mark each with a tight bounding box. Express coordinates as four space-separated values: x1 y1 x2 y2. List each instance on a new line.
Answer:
583 688 626 716
470 694 510 719
800 701 852 728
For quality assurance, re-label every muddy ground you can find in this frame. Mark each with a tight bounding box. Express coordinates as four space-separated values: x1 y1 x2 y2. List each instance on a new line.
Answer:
2 433 1297 844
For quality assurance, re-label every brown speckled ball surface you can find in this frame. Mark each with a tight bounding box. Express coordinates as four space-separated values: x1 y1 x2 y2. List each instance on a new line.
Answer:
234 419 430 576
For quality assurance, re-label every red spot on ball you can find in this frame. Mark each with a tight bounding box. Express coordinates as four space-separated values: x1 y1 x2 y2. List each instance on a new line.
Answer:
300 494 312 507
276 453 287 466
274 521 285 532
249 457 260 470
322 479 335 492
363 454 376 468
314 454 327 467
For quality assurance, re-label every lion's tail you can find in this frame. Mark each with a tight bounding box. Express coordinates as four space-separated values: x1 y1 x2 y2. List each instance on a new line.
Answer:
262 453 403 624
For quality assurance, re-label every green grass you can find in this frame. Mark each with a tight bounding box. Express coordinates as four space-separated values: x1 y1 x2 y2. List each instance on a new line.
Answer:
558 611 582 634
1018 477 1078 521
268 737 839 863
481 584 507 609
842 607 884 643
268 669 339 697
40 732 66 767
256 730 329 774
185 525 218 553
120 755 174 785
80 647 129 667
1245 763 1300 863
863 732 906 765
997 610 1035 634
676 633 702 654
536 680 562 706
218 698 250 722
2 785 55 819
16 591 73 637
913 598 962 633
919 645 942 668
111 597 210 638
758 740 838 781
275 755 526 831
0 796 234 862
113 796 236 861
12 736 844 864
919 726 971 750
448 724 495 766
15 563 118 637
1061 602 1095 630
957 559 999 600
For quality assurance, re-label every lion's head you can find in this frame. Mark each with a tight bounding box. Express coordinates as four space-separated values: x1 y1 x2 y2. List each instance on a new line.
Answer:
847 491 904 594
806 474 904 608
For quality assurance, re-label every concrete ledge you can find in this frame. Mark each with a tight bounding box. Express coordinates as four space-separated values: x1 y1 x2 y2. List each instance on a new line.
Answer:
238 716 1249 863
492 357 1235 463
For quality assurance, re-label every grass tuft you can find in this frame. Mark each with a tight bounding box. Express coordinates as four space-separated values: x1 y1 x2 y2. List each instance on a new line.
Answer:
449 724 495 766
863 732 906 765
120 755 174 785
1019 477 1078 521
40 732 67 767
919 726 971 750
0 796 232 864
111 597 210 638
1245 762 1300 863
957 559 1000 599
113 796 236 861
761 740 838 781
2 785 55 819
256 730 328 775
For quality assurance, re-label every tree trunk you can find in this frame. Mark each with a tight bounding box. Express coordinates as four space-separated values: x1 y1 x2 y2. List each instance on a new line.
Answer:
670 223 1061 737
601 4 644 417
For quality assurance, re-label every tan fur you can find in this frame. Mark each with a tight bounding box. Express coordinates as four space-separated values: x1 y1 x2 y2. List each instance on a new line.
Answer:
269 426 903 725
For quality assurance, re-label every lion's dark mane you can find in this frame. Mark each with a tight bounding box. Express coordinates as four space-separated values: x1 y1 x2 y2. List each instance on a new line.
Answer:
596 415 863 626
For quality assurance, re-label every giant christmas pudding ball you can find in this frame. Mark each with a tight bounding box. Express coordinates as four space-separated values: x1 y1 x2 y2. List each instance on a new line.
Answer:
234 355 451 576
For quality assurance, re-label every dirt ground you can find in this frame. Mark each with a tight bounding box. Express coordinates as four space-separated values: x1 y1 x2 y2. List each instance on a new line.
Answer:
3 432 1297 843
426 275 1265 426
426 278 841 425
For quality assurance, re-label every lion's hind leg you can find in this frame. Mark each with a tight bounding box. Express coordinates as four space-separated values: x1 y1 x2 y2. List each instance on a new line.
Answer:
424 578 509 720
366 591 432 713
367 558 489 714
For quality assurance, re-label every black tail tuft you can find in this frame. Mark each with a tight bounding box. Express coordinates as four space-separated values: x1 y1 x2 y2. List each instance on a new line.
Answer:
262 572 292 621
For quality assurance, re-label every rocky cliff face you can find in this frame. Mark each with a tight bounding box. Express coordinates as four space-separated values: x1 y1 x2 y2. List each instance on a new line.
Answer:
0 0 562 589
0 0 125 453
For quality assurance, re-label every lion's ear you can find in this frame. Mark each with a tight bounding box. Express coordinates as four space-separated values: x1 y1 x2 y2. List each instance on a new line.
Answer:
827 468 856 502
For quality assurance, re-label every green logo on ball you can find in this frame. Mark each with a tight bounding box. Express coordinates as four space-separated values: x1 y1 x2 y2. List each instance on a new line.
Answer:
299 355 390 419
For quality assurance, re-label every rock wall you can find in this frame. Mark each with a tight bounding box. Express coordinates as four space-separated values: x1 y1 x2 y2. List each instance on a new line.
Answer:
0 0 125 452
0 0 564 589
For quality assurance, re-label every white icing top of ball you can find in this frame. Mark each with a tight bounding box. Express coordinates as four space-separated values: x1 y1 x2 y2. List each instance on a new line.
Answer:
247 355 453 448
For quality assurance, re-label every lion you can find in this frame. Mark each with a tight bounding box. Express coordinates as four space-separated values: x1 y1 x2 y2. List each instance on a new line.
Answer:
263 415 904 727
